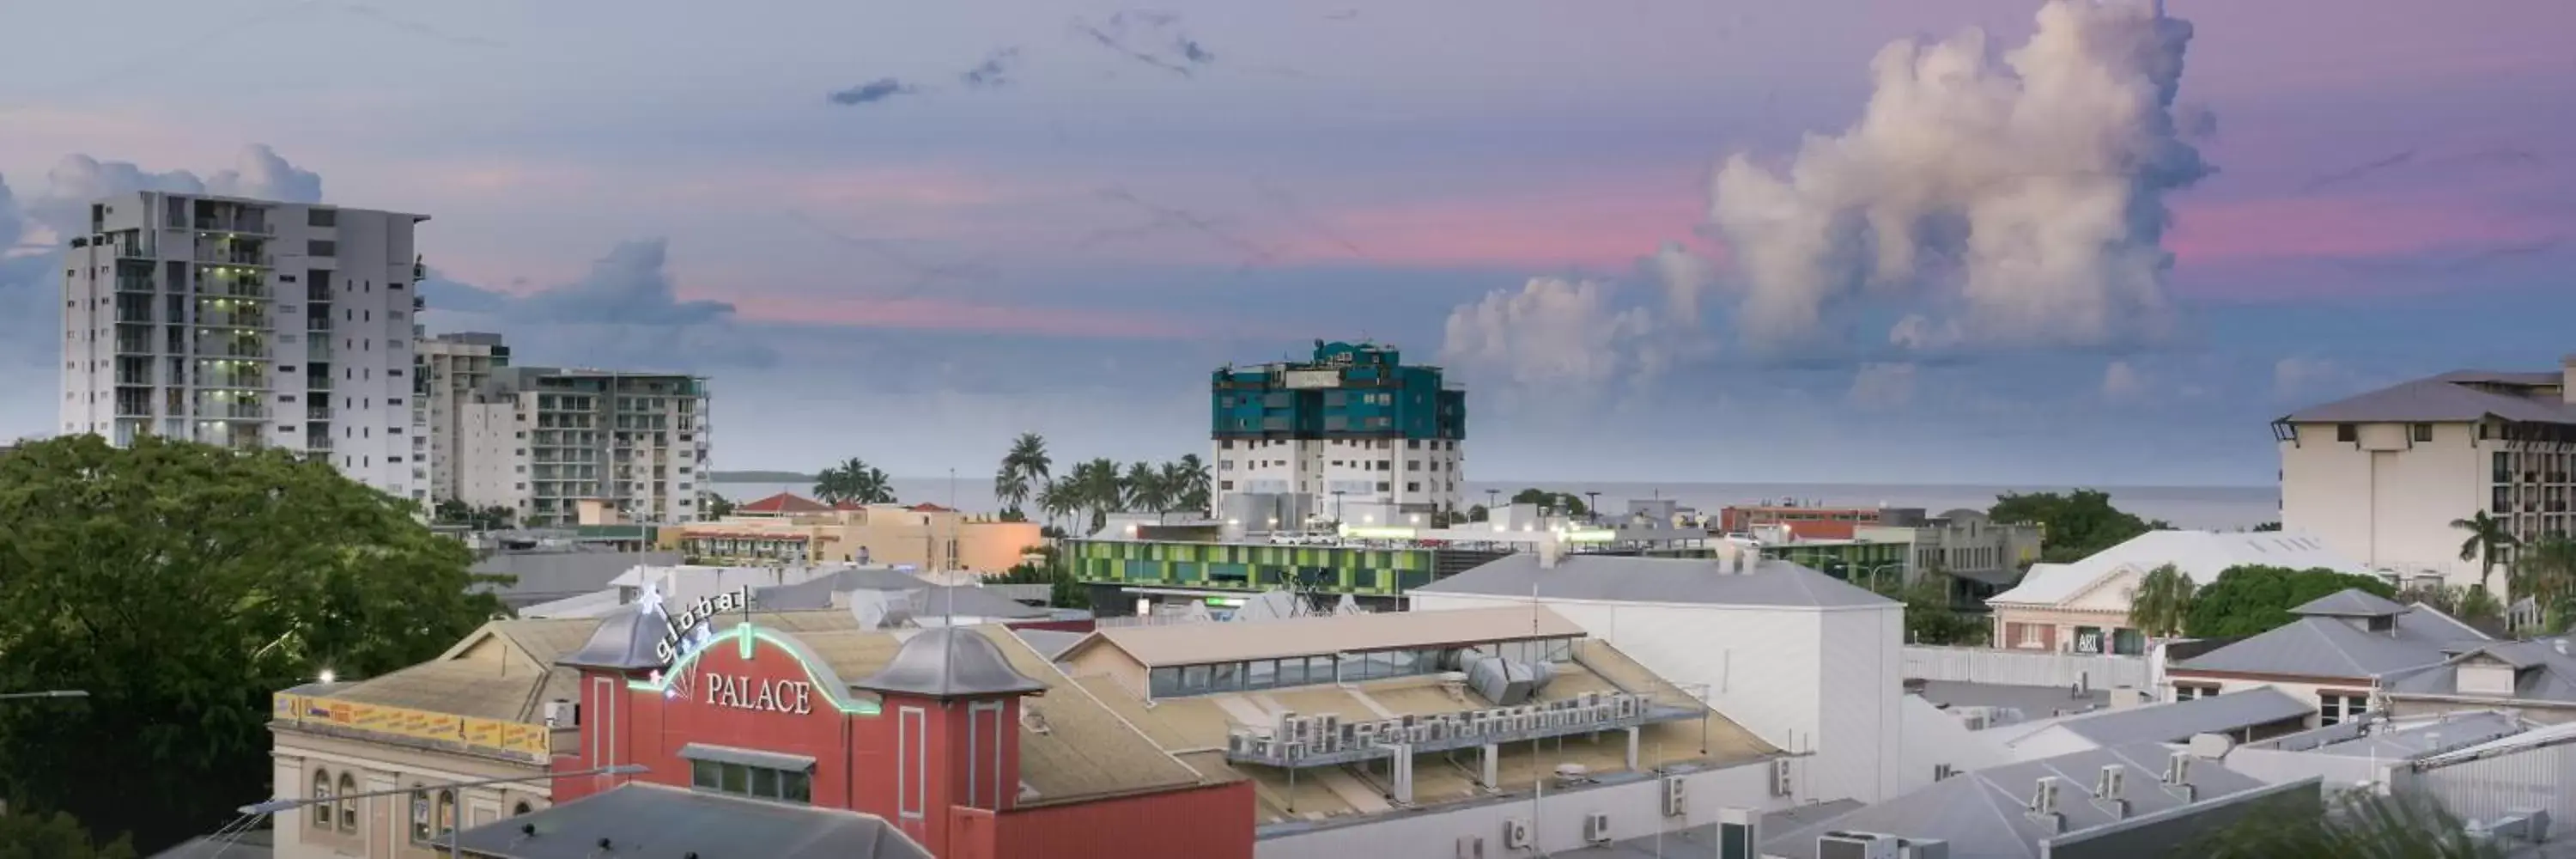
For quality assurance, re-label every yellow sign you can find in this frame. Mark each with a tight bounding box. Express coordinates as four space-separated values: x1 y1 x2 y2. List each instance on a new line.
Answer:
272 692 552 759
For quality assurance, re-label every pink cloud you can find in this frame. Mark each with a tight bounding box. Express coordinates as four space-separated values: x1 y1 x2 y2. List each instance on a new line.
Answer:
1274 175 1709 271
728 295 1227 341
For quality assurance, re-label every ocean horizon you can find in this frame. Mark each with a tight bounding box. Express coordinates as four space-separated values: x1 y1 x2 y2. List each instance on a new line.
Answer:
710 478 2281 531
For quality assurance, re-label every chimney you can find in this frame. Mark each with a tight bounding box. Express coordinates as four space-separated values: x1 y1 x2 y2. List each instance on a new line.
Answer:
1537 533 1564 570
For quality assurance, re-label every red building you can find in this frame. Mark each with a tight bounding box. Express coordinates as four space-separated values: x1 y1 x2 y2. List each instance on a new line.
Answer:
448 598 1252 859
1718 503 1925 540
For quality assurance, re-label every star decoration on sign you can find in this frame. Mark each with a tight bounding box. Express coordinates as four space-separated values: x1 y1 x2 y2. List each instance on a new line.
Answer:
636 582 668 619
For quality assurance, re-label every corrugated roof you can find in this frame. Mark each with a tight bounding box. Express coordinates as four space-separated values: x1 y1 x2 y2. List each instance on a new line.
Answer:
2173 612 2485 679
1988 530 2366 607
472 551 677 608
1761 744 2270 859
2253 710 2530 760
447 783 928 859
2291 588 2412 618
1063 605 1589 668
328 617 596 723
2385 638 2576 704
2281 372 2576 425
851 627 1047 697
2041 687 2312 747
1409 554 1893 609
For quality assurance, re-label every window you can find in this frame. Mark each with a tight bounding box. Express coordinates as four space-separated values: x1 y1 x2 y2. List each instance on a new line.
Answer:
436 789 456 840
2412 423 2433 442
2336 423 2357 442
308 208 337 228
2318 691 2369 726
409 788 431 844
690 758 812 804
2172 683 2219 702
308 240 337 257
512 801 532 817
338 773 357 829
310 769 335 831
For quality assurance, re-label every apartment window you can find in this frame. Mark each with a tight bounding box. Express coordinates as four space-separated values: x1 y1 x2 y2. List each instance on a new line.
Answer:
2412 423 2433 442
1406 482 1420 492
308 208 337 227
1220 480 1234 490
2318 691 2370 726
690 758 813 804
2336 423 2357 442
308 240 337 257
1375 481 1389 491
2172 683 2219 702
310 769 335 831
338 773 357 829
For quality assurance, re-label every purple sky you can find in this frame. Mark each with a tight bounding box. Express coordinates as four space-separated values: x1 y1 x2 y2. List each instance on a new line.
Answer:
2 0 2569 485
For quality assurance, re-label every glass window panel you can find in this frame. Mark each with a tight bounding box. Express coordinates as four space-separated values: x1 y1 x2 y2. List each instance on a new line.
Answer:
1212 661 1242 691
1277 658 1307 685
751 767 779 797
1245 659 1278 689
692 758 720 789
783 771 813 803
720 763 749 794
1150 667 1182 698
1316 655 1340 681
1182 664 1211 690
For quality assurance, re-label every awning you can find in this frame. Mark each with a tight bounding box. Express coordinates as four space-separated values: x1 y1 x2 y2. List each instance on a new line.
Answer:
680 742 817 772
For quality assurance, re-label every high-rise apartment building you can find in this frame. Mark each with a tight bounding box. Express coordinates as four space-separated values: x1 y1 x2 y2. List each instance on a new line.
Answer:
413 340 713 526
1209 340 1466 520
59 192 425 500
2276 358 2576 594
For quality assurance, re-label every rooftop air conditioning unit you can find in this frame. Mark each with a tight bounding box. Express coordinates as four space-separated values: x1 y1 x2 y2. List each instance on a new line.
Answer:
1454 835 1485 859
1501 819 1533 850
1770 758 1794 797
1662 775 1688 817
1817 832 1903 859
1583 812 1612 844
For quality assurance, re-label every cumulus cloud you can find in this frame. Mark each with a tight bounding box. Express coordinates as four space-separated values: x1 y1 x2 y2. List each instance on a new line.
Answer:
21 145 323 239
420 239 775 368
1439 277 1657 395
1845 362 1918 411
2101 360 2146 402
1708 0 2209 355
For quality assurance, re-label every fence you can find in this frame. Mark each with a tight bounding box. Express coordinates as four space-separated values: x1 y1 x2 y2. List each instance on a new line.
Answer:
1899 645 2150 689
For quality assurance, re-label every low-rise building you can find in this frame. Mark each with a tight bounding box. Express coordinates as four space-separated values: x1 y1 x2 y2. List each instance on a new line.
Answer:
2382 637 2576 724
1984 687 2313 762
1986 529 2370 655
1856 508 2044 598
1718 503 1926 541
2166 589 2489 725
666 495 1042 574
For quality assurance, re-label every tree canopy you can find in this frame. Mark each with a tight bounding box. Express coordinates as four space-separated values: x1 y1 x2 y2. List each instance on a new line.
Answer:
0 436 509 851
2182 564 2398 638
1987 489 2170 564
1868 575 1988 646
813 457 896 505
0 810 137 859
1509 488 1590 516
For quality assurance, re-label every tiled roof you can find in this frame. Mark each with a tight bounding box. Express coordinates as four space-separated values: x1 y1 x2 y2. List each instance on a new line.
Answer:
2281 370 2576 425
1988 530 2366 607
1411 554 1893 608
738 492 832 514
324 617 596 723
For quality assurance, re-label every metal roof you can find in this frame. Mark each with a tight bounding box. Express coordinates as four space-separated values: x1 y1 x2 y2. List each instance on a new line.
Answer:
447 783 929 859
1761 744 2272 859
2385 638 2576 704
2290 588 2413 618
1988 530 2366 607
2039 687 2312 747
1409 553 1893 609
851 626 1048 698
1061 605 1589 668
1557 801 1868 858
2251 710 2530 760
2172 612 2484 679
2280 371 2576 425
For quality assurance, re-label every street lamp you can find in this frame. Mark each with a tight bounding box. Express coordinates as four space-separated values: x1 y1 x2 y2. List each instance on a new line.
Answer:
241 764 646 858
0 690 88 701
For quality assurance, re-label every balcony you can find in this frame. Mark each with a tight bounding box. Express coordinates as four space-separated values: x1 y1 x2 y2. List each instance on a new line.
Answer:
307 376 332 391
194 339 271 360
194 309 272 329
115 307 155 324
114 277 157 294
192 216 272 235
195 401 270 421
112 241 157 259
200 279 272 300
114 400 153 418
307 405 332 421
199 371 266 389
116 369 154 386
193 247 273 267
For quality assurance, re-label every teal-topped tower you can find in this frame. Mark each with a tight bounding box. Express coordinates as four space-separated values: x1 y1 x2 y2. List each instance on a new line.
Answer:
1210 340 1466 524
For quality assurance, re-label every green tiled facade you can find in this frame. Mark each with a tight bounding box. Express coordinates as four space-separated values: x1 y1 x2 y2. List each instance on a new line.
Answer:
1064 539 1444 596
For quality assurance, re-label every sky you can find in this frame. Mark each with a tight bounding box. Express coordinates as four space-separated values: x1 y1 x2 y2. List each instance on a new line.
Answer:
2 0 2571 486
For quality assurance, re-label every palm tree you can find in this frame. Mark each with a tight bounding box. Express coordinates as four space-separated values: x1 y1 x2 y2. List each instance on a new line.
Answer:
2509 534 2576 627
2126 563 2195 638
2451 510 2519 594
993 433 1051 518
1035 480 1072 533
1174 454 1213 514
1123 461 1168 514
814 457 895 505
1067 458 1122 533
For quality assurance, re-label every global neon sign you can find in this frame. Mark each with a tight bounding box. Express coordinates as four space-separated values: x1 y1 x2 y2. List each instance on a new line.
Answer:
630 623 884 716
639 583 754 664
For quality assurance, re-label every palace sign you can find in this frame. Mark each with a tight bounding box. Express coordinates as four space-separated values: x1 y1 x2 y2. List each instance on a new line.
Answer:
704 673 816 716
647 584 755 664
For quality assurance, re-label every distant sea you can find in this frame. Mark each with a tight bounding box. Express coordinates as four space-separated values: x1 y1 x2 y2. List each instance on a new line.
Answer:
709 478 2280 531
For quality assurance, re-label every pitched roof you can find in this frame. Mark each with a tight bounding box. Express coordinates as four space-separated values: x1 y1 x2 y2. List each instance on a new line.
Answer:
2251 710 2530 760
321 618 594 723
2172 614 2478 679
738 492 832 514
2281 371 2576 425
1061 605 1589 667
2038 687 2311 747
1760 744 2272 859
1989 530 2366 607
2385 638 2576 704
2290 588 2412 618
447 783 929 859
1409 554 1893 609
852 626 1048 698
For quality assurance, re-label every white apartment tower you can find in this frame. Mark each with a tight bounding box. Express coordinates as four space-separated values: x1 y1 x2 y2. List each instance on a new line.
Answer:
2276 358 2576 595
417 332 515 509
60 192 425 501
414 333 713 527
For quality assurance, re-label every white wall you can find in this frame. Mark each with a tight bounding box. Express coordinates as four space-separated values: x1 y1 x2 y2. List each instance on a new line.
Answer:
1254 758 1787 859
1411 593 1905 804
2280 420 2486 590
1216 436 1466 519
1894 695 2008 793
1901 646 2151 689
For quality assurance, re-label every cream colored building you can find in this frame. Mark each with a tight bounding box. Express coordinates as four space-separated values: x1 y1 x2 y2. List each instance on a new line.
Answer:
2277 359 2576 595
667 495 1042 574
1986 529 2367 655
268 618 591 858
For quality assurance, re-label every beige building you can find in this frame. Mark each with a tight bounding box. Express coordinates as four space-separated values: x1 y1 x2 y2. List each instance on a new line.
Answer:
1986 529 2367 655
665 494 1042 574
2276 359 2576 595
268 618 592 858
408 338 714 527
1856 508 2043 592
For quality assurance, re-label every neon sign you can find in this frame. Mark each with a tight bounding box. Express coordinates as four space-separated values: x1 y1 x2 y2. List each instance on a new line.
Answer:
705 674 815 715
648 584 754 664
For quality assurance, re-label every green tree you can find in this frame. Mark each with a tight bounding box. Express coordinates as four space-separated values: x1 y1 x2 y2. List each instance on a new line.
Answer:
2508 534 2576 628
1508 488 1589 516
813 457 895 505
1123 461 1168 513
993 433 1050 519
1466 504 1490 522
703 492 737 518
0 436 508 852
993 559 1086 609
1988 489 2171 563
2397 582 2505 629
1868 573 1987 646
2450 510 2518 594
1066 458 1123 533
1036 480 1076 533
2127 564 2196 638
2182 564 2399 638
0 810 138 859
2196 789 2498 859
1172 454 1212 514
432 497 473 524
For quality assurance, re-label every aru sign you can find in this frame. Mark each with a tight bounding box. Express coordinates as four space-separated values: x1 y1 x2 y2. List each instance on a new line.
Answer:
643 583 754 664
